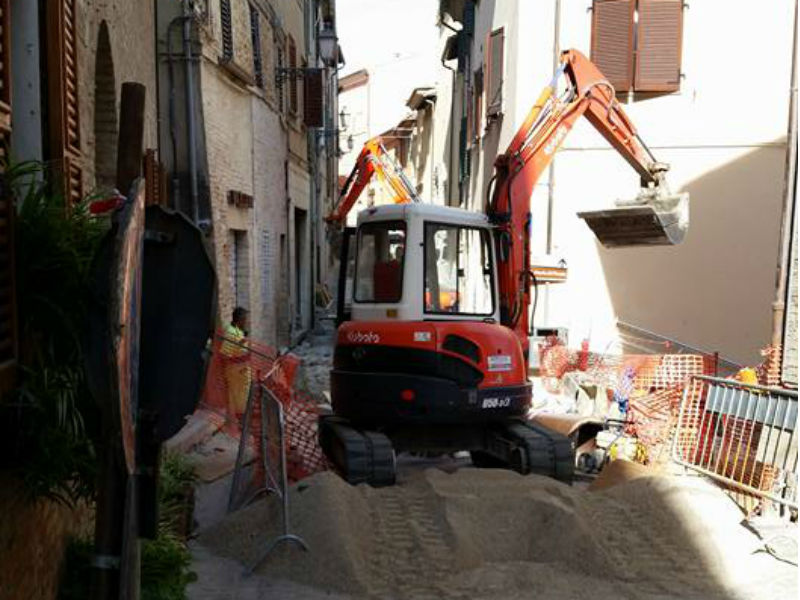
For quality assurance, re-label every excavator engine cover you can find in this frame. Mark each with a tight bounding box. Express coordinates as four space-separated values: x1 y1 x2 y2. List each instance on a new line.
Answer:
578 192 688 248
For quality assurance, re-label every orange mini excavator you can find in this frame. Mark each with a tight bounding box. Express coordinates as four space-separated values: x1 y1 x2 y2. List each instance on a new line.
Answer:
320 50 689 486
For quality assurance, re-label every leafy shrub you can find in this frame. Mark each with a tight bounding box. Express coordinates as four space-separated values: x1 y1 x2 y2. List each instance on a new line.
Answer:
0 162 108 504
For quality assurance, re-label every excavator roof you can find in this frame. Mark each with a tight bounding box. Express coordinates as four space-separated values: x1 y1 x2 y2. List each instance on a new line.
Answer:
357 202 490 228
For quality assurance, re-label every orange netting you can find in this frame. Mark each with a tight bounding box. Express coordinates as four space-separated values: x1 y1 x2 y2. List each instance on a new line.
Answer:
200 330 329 485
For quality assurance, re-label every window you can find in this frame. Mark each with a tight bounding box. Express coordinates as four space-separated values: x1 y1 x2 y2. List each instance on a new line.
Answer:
303 68 324 127
288 35 298 114
232 229 250 311
277 44 285 111
220 0 233 62
249 4 263 88
469 67 483 142
424 224 493 316
485 27 504 119
354 221 406 303
591 0 684 94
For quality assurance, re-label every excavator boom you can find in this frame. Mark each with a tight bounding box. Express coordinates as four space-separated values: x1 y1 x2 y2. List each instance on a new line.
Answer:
326 136 420 225
489 49 689 357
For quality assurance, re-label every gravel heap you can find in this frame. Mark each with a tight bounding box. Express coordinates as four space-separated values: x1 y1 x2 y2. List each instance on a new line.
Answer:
199 468 797 600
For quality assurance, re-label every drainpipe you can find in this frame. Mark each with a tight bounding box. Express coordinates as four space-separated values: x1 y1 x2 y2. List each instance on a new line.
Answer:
545 0 561 254
771 2 798 350
424 97 436 201
182 0 200 224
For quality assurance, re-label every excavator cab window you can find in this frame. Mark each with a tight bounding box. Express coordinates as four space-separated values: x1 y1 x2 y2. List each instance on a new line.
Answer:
354 220 406 303
424 223 494 316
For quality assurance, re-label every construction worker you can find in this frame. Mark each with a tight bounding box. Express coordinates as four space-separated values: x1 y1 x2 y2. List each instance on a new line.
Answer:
221 307 251 425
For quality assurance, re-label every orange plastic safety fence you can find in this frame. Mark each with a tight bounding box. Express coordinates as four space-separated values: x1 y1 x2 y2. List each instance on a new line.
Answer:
201 330 329 486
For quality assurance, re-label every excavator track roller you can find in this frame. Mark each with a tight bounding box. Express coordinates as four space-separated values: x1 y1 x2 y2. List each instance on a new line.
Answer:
483 420 574 483
319 415 396 487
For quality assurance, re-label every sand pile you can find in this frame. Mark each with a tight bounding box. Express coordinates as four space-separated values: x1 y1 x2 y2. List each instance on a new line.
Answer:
199 468 797 600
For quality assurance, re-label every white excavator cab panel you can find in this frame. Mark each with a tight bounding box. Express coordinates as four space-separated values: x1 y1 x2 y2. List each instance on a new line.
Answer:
349 204 500 324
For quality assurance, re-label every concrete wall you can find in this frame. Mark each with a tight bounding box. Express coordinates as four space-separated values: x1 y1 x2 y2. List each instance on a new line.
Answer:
426 0 795 365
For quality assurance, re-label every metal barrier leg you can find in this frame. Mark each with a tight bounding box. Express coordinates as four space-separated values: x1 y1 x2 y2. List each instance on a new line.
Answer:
242 384 308 576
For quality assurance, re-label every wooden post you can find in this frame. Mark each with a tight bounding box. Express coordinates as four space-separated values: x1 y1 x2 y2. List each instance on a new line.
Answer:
91 81 146 600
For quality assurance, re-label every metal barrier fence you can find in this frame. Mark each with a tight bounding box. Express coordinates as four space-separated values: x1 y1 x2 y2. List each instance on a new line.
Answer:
200 330 328 499
673 375 798 510
240 383 308 574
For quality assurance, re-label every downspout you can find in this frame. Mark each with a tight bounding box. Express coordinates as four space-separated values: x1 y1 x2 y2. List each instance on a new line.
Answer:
442 55 457 206
771 1 798 349
545 0 561 253
182 0 200 224
424 97 436 200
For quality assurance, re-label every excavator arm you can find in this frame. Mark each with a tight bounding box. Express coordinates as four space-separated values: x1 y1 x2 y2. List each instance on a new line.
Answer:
489 49 689 357
326 136 420 225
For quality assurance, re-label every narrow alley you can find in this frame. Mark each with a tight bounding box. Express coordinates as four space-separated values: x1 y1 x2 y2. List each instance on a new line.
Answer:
0 1 796 600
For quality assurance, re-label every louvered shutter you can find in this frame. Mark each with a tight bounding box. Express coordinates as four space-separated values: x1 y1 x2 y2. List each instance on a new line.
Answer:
486 28 504 118
303 68 323 127
220 0 233 61
590 0 635 93
288 36 298 114
473 67 483 140
249 4 263 88
634 0 683 92
46 0 83 204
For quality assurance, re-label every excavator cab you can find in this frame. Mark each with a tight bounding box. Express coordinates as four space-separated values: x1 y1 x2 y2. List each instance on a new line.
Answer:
578 190 689 248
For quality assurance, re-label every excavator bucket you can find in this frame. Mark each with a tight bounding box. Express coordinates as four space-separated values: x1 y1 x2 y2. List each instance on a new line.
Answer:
577 192 689 248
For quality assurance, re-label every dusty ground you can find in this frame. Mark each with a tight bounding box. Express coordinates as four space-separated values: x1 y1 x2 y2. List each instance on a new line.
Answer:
189 462 797 600
187 334 798 600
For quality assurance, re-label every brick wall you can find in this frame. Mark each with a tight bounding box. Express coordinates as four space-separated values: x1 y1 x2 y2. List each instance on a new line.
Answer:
76 0 159 193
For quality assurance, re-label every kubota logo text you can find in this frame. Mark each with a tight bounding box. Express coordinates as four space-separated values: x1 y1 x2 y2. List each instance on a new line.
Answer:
347 331 381 344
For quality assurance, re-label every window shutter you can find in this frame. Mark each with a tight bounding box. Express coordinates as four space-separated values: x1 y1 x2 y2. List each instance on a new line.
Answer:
590 0 635 92
220 0 233 61
634 0 683 92
249 4 263 88
303 68 323 127
0 0 15 393
486 28 504 118
276 45 284 111
473 67 483 140
46 0 83 204
288 37 298 114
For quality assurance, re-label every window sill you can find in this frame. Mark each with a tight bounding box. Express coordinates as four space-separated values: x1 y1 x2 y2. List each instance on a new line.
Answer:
218 56 256 87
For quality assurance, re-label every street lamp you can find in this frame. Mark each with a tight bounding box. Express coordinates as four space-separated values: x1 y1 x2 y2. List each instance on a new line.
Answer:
318 23 338 66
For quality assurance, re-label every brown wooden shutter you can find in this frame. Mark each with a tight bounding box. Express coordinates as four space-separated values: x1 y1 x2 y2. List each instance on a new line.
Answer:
288 36 298 114
46 0 83 204
0 0 14 393
486 28 504 118
143 149 168 207
220 0 233 61
473 67 483 140
590 0 635 92
634 0 683 92
249 4 263 88
303 68 323 127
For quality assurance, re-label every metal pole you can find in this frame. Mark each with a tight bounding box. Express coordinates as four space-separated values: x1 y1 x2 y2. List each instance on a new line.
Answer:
772 1 798 348
182 1 200 224
545 0 561 254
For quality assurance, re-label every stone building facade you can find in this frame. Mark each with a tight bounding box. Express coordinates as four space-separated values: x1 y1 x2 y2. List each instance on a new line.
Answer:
10 0 159 196
156 0 341 346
